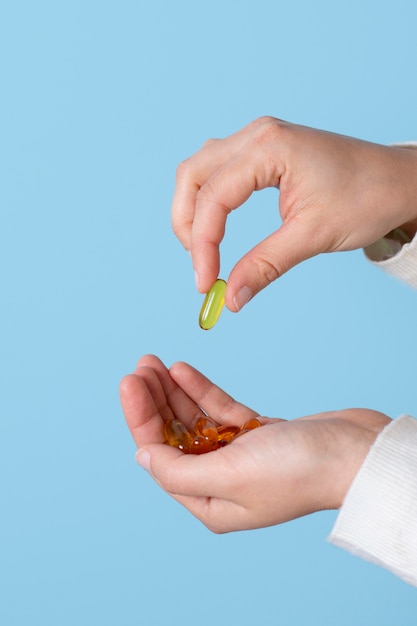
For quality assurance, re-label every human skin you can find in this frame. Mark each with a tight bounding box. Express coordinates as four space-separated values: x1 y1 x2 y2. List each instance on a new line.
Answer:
121 122 416 531
172 117 417 311
120 355 390 533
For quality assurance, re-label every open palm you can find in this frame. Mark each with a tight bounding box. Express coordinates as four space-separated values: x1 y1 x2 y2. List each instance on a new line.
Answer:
120 355 390 532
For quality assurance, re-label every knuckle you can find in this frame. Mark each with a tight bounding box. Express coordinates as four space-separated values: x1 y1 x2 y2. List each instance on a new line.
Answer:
196 181 231 218
201 137 219 149
175 157 192 182
252 117 289 147
195 179 216 205
254 114 277 127
255 255 281 285
246 115 276 132
171 214 185 239
195 180 212 201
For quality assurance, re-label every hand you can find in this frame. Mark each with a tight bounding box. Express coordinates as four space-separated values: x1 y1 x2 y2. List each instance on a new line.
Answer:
120 355 391 532
172 117 417 310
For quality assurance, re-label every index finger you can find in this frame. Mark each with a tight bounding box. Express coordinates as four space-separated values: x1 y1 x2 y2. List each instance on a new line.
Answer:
119 373 165 448
171 137 233 253
169 361 259 427
189 119 288 295
171 120 268 289
137 355 206 430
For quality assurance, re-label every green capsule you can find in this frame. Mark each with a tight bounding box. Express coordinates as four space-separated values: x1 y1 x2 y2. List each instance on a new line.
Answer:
199 278 227 330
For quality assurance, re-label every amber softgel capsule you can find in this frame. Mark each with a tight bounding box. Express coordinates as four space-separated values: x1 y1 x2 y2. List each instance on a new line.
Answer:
164 416 262 454
199 278 227 330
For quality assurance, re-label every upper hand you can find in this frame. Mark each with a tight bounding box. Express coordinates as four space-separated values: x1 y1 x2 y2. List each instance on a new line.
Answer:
172 117 417 310
120 355 391 532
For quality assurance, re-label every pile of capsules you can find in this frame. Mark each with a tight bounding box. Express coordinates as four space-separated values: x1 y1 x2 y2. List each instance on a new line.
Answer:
164 415 262 454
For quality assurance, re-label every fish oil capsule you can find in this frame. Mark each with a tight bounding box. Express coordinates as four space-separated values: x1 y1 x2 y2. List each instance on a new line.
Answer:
216 424 241 445
199 279 227 330
235 418 262 439
193 416 219 446
189 435 218 454
164 416 265 453
240 418 261 431
163 418 192 452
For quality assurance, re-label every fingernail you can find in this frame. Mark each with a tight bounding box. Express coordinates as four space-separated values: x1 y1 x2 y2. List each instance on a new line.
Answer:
194 269 200 290
233 286 253 311
136 449 151 472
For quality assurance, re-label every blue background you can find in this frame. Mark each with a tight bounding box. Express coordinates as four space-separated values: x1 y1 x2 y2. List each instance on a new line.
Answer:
1 0 417 624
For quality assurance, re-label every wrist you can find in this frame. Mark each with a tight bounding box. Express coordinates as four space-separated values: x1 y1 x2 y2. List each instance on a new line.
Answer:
365 145 417 262
331 411 391 510
390 144 417 232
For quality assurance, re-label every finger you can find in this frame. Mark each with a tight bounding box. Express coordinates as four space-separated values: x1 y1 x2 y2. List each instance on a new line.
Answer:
172 119 271 290
168 490 248 534
119 374 165 448
172 136 243 253
191 138 285 294
138 443 248 532
134 353 169 374
140 442 242 499
134 366 175 424
137 354 206 429
225 215 322 311
169 361 258 426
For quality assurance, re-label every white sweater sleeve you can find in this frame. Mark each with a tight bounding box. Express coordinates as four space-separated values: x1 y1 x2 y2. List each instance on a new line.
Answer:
329 415 417 587
329 221 417 587
364 228 417 289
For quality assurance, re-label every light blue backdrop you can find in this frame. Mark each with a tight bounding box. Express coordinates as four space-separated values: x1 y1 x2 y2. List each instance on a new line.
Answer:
1 1 416 624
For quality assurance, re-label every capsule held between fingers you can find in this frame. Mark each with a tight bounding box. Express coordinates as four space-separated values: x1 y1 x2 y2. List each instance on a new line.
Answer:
199 278 227 330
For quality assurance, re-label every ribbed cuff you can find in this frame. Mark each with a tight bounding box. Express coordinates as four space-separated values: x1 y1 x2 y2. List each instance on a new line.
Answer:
328 415 417 587
364 234 417 289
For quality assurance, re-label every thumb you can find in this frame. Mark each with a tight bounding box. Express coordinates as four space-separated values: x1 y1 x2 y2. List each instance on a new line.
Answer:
135 442 233 497
226 216 322 311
